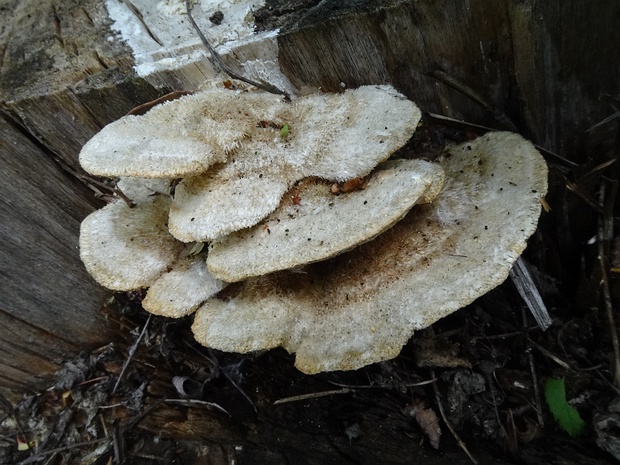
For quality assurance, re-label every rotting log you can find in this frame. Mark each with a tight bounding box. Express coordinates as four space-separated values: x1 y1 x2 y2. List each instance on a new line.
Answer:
0 114 110 394
0 1 618 463
0 0 618 403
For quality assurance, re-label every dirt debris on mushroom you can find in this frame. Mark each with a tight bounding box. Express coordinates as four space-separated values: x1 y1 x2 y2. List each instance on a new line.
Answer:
78 83 421 319
207 159 446 282
79 84 421 242
191 131 548 374
167 85 422 242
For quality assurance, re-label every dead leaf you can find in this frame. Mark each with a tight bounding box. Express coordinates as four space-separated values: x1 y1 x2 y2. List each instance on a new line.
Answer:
403 399 442 449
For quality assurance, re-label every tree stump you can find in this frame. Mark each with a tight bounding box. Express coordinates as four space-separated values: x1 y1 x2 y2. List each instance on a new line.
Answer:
1 1 619 463
0 0 617 409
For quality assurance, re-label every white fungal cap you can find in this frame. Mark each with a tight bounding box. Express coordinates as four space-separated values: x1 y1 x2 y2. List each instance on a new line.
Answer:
192 132 548 374
79 88 286 178
294 86 421 180
168 167 290 243
207 159 446 282
169 85 422 241
142 250 227 318
79 195 183 290
80 179 226 317
116 177 171 202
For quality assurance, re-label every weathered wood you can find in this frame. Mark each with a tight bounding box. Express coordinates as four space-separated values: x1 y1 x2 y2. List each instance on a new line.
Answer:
0 0 298 396
0 0 163 396
276 0 620 163
0 114 109 393
0 1 617 463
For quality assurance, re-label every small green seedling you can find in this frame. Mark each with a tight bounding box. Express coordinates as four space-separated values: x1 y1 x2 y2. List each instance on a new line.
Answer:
544 377 586 437
280 124 289 139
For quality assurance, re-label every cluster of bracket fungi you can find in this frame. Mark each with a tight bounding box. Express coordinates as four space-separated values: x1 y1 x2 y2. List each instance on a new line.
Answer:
79 82 547 374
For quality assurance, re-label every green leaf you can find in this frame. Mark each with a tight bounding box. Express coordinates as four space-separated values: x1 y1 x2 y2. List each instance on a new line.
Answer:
544 377 586 437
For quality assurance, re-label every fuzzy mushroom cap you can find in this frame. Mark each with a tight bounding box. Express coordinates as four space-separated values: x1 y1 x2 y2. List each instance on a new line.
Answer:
79 89 285 178
192 132 548 374
142 250 226 318
80 178 226 317
79 195 183 291
207 159 446 282
166 85 421 242
169 168 290 243
79 85 419 186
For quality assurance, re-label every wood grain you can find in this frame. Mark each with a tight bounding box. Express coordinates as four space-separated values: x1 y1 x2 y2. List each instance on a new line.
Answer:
0 0 162 396
277 0 620 162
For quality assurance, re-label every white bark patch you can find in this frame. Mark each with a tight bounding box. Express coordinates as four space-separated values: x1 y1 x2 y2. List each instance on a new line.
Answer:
104 0 294 92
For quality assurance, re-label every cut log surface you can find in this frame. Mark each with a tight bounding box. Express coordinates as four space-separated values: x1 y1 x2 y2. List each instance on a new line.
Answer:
0 0 290 397
0 0 159 395
0 0 617 415
275 0 620 162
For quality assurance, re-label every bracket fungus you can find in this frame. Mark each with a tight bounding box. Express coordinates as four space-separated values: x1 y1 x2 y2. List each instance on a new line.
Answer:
191 131 548 374
80 85 421 242
207 159 446 282
78 81 547 374
79 177 226 318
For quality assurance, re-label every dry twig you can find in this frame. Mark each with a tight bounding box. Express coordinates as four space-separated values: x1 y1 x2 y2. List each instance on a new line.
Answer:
121 0 163 45
111 314 153 395
430 369 479 465
328 378 437 389
15 438 110 465
522 308 545 428
510 257 552 330
185 342 258 413
274 388 353 405
164 398 229 415
184 0 289 98
530 340 571 370
426 112 578 168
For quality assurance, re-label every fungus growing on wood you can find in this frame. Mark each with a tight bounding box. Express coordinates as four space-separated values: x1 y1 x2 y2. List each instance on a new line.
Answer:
191 132 548 374
142 250 226 318
170 84 421 241
79 84 421 242
79 178 225 317
79 88 284 178
78 82 547 374
79 193 181 291
207 159 445 282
